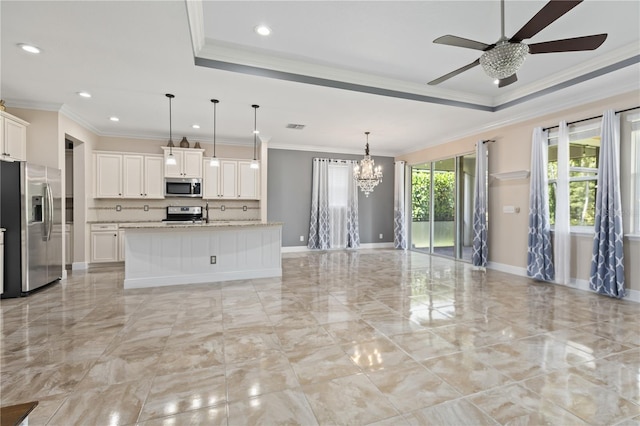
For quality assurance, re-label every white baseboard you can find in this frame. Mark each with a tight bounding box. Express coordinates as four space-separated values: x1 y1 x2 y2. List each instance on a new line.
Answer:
487 261 639 303
72 262 88 270
281 246 312 253
282 242 394 253
360 242 395 249
486 261 528 277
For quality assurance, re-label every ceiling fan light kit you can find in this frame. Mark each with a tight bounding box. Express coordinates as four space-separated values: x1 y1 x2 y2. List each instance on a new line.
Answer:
429 0 607 88
479 40 529 80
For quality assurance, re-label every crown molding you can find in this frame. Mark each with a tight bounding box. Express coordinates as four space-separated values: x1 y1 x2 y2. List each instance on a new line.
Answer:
197 40 491 109
185 0 205 56
494 43 640 106
59 105 102 135
394 84 640 157
268 142 395 158
4 99 63 111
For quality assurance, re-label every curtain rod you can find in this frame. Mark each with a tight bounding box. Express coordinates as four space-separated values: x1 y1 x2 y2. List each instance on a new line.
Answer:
482 139 495 144
542 106 639 132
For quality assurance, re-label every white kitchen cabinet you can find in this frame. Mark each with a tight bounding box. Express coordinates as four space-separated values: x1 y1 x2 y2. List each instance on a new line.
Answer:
202 159 260 200
238 161 260 199
95 153 123 198
90 224 119 263
123 155 144 198
203 159 221 199
144 155 164 198
94 152 163 199
220 160 238 198
162 147 203 178
1 111 28 162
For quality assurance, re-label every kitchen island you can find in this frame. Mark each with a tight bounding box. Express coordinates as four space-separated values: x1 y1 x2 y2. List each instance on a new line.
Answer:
119 221 282 289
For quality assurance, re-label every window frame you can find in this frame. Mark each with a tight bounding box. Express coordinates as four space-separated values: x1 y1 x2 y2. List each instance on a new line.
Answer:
547 120 601 233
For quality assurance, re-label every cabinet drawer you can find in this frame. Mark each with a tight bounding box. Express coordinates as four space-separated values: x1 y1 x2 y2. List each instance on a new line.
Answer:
91 224 118 231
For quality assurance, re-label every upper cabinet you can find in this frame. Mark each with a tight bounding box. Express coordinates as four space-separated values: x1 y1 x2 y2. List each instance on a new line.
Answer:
203 158 260 200
162 147 203 178
0 111 28 162
94 152 164 199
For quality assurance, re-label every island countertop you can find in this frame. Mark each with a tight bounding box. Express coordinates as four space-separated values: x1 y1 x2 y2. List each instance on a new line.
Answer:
119 221 282 229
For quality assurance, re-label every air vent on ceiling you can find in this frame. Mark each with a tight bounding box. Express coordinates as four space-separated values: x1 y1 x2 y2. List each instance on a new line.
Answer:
286 123 306 130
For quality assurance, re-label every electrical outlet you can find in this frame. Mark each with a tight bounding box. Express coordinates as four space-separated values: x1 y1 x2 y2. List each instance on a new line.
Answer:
116 205 122 212
299 235 304 242
210 256 217 264
143 205 149 211
221 205 225 211
243 205 248 211
379 233 383 239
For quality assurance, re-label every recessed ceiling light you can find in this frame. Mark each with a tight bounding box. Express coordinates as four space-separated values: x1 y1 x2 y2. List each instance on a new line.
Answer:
253 130 260 134
77 91 92 98
254 25 271 36
493 79 500 85
18 43 41 54
109 116 119 122
192 124 200 129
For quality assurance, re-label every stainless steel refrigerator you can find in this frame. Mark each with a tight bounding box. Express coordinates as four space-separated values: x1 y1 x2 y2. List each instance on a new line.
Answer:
0 161 62 298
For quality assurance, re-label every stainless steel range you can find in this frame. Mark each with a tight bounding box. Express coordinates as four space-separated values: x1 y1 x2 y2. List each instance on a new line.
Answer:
163 206 203 223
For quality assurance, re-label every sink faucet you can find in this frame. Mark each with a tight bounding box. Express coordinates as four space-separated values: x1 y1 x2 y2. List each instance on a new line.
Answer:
205 202 209 223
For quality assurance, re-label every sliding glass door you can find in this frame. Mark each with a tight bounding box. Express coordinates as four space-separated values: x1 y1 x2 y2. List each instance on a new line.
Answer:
410 151 477 262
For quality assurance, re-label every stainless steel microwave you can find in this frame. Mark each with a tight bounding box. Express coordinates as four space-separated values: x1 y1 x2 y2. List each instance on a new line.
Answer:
165 178 202 197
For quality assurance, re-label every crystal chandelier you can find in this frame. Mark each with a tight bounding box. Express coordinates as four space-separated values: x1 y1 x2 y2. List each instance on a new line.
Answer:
353 132 382 197
479 39 529 80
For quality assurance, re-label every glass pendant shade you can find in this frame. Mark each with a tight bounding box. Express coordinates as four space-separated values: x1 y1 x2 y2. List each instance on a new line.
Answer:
354 132 383 197
209 157 220 167
166 154 177 166
479 41 529 80
250 159 259 169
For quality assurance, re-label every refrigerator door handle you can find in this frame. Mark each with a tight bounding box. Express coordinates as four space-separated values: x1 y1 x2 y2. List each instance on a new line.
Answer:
45 183 53 241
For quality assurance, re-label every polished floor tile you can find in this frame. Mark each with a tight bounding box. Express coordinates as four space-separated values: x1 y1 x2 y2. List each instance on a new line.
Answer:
1 249 639 425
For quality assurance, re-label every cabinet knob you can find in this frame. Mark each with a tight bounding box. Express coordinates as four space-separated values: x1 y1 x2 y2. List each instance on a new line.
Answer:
114 234 117 237
119 193 122 196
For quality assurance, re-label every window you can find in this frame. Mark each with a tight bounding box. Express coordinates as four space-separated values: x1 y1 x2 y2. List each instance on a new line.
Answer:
548 121 601 228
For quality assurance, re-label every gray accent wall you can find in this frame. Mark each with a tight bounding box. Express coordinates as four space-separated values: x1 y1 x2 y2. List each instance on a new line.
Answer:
268 148 394 247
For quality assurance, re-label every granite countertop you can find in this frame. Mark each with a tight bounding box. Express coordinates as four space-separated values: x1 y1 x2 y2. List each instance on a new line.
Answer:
87 220 163 224
119 221 282 229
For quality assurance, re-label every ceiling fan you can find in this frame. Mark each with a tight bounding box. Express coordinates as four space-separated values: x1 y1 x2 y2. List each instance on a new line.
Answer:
428 0 607 88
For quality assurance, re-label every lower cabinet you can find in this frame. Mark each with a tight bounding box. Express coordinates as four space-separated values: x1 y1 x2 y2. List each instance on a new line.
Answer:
90 224 119 263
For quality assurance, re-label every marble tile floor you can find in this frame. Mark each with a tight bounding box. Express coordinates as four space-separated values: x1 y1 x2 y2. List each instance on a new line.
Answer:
1 249 639 425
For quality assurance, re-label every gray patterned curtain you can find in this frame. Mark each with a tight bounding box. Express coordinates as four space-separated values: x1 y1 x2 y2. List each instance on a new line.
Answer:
472 141 488 267
308 158 330 249
590 110 625 298
527 127 555 281
394 161 407 249
346 160 360 249
308 158 360 250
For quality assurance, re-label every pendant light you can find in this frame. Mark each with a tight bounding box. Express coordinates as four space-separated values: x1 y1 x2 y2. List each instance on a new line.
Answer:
353 131 383 197
165 93 177 166
209 99 220 167
250 104 260 169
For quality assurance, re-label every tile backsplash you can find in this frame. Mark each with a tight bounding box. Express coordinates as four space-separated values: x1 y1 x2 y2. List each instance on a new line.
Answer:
88 199 260 222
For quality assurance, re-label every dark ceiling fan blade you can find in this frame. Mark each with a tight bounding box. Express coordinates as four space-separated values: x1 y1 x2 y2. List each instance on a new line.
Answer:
434 35 493 51
428 59 481 85
498 74 517 88
529 34 607 54
510 0 582 43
